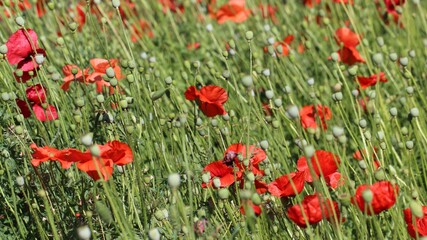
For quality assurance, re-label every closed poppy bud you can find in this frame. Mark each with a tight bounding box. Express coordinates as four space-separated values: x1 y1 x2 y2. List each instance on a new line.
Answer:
218 188 230 199
362 189 373 203
245 31 254 41
15 126 24 135
90 145 101 157
148 228 160 240
409 200 424 218
151 89 167 101
16 176 25 186
15 17 25 26
213 178 221 188
69 22 78 31
47 2 55 10
389 53 398 61
81 133 93 147
95 201 113 224
0 45 7 54
77 225 91 240
168 173 181 188
252 194 262 205
241 76 253 87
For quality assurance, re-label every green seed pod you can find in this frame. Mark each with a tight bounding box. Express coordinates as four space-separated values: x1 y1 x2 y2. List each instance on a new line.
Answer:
409 200 424 218
1 92 10 101
213 178 221 188
148 228 160 240
68 22 78 32
241 76 253 88
399 57 409 66
150 89 167 101
80 133 93 147
168 173 181 188
362 189 373 203
15 16 25 26
358 160 367 170
246 172 255 182
389 53 398 61
0 45 8 54
90 145 101 157
15 126 24 135
245 31 254 41
211 119 218 127
77 225 91 240
260 140 268 150
330 52 339 62
119 99 128 109
37 189 47 198
412 190 419 199
272 120 280 129
374 168 386 181
251 193 262 205
240 190 252 200
75 98 85 107
410 108 419 117
348 65 358 76
218 188 230 199
406 141 414 150
372 53 383 65
16 176 25 186
125 125 134 133
95 201 113 224
274 98 282 107
112 0 121 8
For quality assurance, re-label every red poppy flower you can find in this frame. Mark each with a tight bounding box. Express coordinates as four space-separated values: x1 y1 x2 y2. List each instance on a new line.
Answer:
187 42 201 51
61 64 90 91
185 85 228 117
335 28 360 48
26 84 46 104
333 0 354 4
334 46 365 65
6 29 46 82
215 0 251 24
268 172 305 198
201 160 240 188
76 156 114 181
356 72 388 89
87 58 122 94
403 206 427 239
300 105 332 130
1 0 31 18
270 35 295 57
352 181 399 215
287 194 342 228
30 144 81 169
324 172 343 189
99 140 133 166
16 99 58 122
223 143 267 176
259 4 278 23
297 150 341 187
240 201 262 216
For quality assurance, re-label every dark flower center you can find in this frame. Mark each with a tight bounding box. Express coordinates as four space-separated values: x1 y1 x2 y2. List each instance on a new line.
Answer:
223 151 237 166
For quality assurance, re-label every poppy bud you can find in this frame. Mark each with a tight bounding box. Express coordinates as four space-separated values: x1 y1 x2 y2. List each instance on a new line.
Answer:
95 201 113 224
222 114 230 121
412 190 419 199
80 133 93 147
47 2 55 10
37 189 47 198
410 108 419 117
364 131 371 141
1 93 10 101
372 53 383 65
69 22 78 32
260 140 268 150
376 37 384 47
286 105 299 119
241 76 253 88
409 200 424 218
0 45 7 54
245 31 254 41
379 142 386 150
246 172 255 182
332 126 344 138
262 69 271 77
408 50 416 58
359 119 367 128
330 52 339 62
90 145 101 157
15 126 24 135
218 189 230 199
389 107 397 117
399 57 409 66
35 54 44 65
148 228 160 240
252 194 262 205
348 66 358 76
332 92 343 102
211 119 218 127
206 24 213 32
119 99 128 109
16 176 25 186
374 168 386 181
77 225 91 240
358 160 367 170
15 69 23 77
15 114 24 122
164 76 173 85
15 17 25 26
274 99 282 107
240 190 252 200
213 178 221 188
150 89 167 101
406 141 414 150
376 131 384 141
168 173 181 188
389 53 398 62
362 189 373 203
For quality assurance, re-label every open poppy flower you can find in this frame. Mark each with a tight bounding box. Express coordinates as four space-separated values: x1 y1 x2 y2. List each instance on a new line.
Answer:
26 84 46 104
129 19 154 43
302 0 321 8
30 144 81 169
259 4 278 23
223 143 267 176
99 140 133 166
334 46 365 65
403 206 427 239
201 160 241 188
287 194 343 228
158 0 184 13
6 29 46 82
353 147 380 169
1 0 31 18
61 65 90 91
352 181 399 215
266 35 295 57
268 172 305 198
300 105 332 130
87 58 122 94
356 72 387 89
185 85 228 117
215 0 251 24
76 156 115 181
17 98 58 122
297 150 341 188
335 28 360 48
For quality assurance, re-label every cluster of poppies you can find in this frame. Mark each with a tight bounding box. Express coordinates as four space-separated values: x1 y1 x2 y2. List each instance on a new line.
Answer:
30 140 133 181
5 29 58 122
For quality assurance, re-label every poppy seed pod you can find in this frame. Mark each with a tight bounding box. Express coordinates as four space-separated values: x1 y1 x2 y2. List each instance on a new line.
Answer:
69 22 78 32
89 145 101 157
81 133 93 147
372 53 383 65
389 53 398 61
168 173 181 188
218 188 230 199
389 107 398 117
410 108 419 117
1 93 10 101
274 99 282 107
265 90 274 99
16 176 25 186
409 200 424 218
148 228 160 240
286 105 299 119
245 31 254 41
348 65 358 76
399 57 409 66
0 45 8 54
112 0 120 8
77 225 91 240
241 76 253 88
206 24 213 32
406 141 414 150
15 17 25 26
362 189 373 203
213 178 221 188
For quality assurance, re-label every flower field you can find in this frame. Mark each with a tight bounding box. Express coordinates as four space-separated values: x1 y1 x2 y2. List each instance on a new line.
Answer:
0 0 427 239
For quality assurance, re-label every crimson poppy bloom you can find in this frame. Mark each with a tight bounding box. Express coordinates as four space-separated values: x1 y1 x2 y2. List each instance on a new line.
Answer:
99 140 133 166
26 84 46 104
352 181 399 215
185 85 228 117
356 72 388 89
87 58 122 94
61 64 90 91
259 4 278 23
287 194 342 228
130 19 154 43
300 105 332 130
215 0 251 24
6 29 46 82
267 35 295 57
297 150 341 188
403 206 427 239
201 160 241 188
302 0 321 8
76 155 114 181
353 147 381 169
335 28 360 48
30 144 80 169
268 172 305 198
158 0 184 13
383 0 405 25
187 42 201 51
1 0 31 18
16 99 58 122
223 143 267 176
334 46 366 65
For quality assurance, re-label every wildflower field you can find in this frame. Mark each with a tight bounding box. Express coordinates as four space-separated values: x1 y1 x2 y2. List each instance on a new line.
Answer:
1 0 427 239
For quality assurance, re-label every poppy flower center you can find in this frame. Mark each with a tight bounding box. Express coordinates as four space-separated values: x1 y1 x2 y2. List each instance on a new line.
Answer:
223 151 237 166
